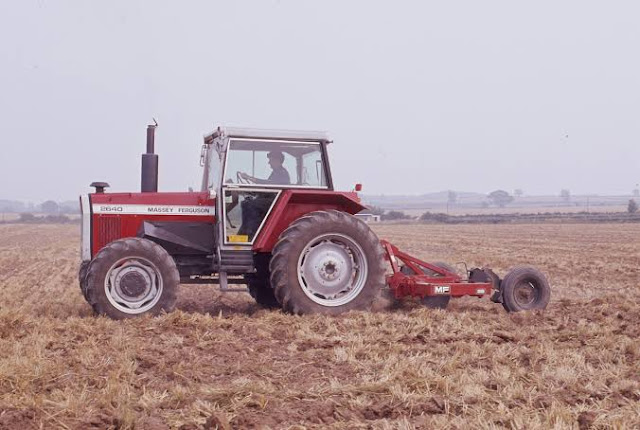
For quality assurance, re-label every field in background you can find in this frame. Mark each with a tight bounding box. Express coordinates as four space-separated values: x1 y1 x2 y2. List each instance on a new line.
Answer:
0 224 638 429
363 192 636 217
400 204 629 217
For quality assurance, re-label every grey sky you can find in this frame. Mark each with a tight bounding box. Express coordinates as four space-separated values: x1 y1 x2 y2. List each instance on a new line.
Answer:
1 1 639 202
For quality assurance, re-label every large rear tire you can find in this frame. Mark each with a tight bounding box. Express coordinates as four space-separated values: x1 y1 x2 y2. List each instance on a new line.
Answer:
85 238 179 320
269 210 386 315
500 266 550 312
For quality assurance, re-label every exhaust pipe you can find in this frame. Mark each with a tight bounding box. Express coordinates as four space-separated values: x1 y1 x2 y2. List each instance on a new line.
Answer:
141 119 159 192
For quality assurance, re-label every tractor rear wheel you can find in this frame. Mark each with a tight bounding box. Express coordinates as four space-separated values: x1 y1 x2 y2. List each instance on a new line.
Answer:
500 266 550 312
269 210 386 315
84 238 179 319
401 261 457 309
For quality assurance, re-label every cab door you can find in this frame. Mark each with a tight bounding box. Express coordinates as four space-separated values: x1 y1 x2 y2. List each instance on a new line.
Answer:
219 139 291 248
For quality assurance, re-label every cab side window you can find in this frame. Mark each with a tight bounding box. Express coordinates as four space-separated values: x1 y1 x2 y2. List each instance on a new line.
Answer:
224 139 327 188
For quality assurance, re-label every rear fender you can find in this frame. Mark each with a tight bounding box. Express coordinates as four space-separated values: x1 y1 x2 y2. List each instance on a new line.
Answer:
252 189 365 253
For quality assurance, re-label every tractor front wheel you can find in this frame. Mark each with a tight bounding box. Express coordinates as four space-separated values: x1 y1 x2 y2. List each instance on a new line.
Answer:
500 266 550 312
269 210 386 315
78 261 90 299
84 238 179 319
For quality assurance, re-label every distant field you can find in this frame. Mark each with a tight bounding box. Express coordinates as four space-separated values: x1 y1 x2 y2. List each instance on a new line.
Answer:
0 223 638 429
401 204 628 217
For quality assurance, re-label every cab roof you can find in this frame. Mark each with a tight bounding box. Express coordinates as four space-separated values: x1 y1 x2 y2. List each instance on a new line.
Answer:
204 126 331 144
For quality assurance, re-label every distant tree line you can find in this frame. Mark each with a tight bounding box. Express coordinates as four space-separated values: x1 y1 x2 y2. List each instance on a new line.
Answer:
0 213 76 225
0 199 79 215
365 188 640 219
419 211 640 224
487 190 514 208
363 206 413 221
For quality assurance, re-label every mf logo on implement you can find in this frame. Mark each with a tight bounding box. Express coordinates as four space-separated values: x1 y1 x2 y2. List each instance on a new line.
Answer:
434 285 450 295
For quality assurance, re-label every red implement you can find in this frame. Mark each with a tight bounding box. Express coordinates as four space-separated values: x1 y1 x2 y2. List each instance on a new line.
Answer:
381 240 495 300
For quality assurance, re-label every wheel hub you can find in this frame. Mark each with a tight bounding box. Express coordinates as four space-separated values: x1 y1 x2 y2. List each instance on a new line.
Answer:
514 281 538 307
105 258 162 313
319 260 340 281
297 234 368 307
118 270 149 298
301 242 353 298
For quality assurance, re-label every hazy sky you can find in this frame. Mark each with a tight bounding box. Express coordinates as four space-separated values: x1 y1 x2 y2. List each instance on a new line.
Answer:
1 1 639 202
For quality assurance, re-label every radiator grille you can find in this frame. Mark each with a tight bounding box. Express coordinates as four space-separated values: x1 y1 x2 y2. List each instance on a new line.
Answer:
98 217 122 249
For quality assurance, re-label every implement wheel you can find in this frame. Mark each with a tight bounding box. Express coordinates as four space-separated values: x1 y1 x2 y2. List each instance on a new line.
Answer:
85 238 179 319
500 266 550 312
401 261 457 309
269 210 386 315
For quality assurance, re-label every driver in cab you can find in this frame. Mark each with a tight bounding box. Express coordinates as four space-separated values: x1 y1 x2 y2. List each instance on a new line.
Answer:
238 151 290 185
235 151 291 239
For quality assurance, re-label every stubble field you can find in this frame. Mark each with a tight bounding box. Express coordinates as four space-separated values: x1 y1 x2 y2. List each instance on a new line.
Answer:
0 223 639 429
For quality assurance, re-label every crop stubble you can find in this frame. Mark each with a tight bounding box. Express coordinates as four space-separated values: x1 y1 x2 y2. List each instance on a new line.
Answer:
0 223 638 429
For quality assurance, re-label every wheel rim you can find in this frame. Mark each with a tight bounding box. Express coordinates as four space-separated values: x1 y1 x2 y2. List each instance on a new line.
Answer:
104 257 163 314
513 278 540 309
297 233 368 307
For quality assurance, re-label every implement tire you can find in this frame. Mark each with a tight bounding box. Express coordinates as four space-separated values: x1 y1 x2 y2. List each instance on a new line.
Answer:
269 210 386 315
500 265 550 312
85 237 179 320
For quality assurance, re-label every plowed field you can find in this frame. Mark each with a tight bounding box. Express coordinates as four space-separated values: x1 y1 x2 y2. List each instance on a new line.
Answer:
0 223 639 429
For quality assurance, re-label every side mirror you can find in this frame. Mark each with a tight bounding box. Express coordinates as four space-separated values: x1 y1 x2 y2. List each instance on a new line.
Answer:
199 144 207 167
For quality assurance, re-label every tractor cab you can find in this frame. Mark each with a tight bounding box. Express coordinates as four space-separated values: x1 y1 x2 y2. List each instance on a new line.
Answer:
200 127 333 247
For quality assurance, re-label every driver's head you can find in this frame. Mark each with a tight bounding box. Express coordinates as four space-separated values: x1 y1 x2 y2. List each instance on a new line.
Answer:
267 151 285 167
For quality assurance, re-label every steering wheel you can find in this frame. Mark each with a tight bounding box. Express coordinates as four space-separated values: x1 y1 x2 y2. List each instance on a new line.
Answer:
236 171 256 185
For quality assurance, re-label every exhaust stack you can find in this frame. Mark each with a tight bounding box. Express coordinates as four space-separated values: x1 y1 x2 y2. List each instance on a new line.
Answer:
141 120 159 192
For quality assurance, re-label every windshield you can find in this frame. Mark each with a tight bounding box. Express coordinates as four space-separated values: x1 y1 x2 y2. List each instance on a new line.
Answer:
224 138 328 188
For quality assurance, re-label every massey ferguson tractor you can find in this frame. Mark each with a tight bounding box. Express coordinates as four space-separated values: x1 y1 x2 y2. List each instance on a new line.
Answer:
78 123 551 319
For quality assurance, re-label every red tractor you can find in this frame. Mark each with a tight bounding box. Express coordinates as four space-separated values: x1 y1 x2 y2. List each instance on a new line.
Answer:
78 123 550 319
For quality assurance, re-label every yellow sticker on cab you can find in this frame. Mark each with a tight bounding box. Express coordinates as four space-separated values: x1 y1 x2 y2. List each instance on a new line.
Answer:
228 235 249 243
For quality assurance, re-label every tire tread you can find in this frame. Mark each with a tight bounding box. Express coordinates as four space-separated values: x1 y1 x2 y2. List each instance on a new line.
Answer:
501 265 550 312
84 238 179 319
269 210 387 315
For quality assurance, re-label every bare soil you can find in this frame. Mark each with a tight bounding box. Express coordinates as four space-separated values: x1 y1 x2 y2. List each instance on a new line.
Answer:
0 223 639 429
